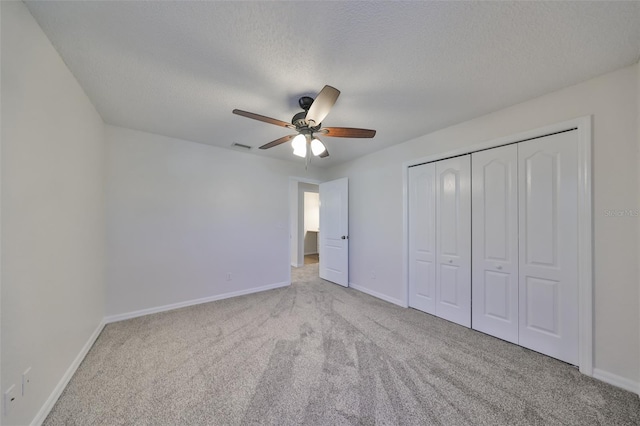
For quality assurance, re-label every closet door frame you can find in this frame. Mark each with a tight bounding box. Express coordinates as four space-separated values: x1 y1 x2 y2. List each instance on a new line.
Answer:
401 116 593 376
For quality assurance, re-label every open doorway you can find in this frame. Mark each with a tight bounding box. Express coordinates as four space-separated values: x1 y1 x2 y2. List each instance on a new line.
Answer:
303 191 320 265
289 179 320 271
289 177 349 287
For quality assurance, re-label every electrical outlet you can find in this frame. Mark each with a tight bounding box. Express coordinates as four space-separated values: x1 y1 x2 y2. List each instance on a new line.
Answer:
226 273 232 281
4 385 16 417
22 368 32 396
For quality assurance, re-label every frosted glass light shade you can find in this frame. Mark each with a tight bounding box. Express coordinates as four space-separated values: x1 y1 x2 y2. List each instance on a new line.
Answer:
291 134 306 150
293 146 306 157
310 138 326 156
291 134 307 157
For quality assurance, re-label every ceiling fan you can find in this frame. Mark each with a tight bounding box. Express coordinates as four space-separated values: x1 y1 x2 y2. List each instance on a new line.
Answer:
232 85 376 159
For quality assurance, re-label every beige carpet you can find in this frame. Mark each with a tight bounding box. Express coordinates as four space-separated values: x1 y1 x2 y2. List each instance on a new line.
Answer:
44 264 639 425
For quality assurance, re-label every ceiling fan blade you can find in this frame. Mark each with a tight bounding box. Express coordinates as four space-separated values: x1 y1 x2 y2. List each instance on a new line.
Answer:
259 134 296 150
319 147 329 158
233 109 294 128
305 85 340 126
319 127 376 138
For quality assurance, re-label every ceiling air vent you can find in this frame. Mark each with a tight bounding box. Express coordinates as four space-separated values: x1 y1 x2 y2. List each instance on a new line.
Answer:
231 142 252 150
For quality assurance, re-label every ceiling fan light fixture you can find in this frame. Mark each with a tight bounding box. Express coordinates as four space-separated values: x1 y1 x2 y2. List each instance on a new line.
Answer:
233 85 375 160
311 138 326 156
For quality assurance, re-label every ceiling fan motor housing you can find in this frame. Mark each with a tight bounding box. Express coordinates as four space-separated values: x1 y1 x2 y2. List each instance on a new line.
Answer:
292 111 307 128
292 111 321 131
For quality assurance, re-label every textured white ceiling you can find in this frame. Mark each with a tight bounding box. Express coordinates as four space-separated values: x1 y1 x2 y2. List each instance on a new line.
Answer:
25 1 640 167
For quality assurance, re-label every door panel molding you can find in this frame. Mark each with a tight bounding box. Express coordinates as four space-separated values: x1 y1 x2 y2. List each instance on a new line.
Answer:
408 163 437 313
435 155 471 327
472 144 519 344
518 131 579 365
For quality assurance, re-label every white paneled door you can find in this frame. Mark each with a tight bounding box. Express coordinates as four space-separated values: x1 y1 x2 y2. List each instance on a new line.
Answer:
435 155 472 327
319 177 349 287
518 131 579 365
408 163 437 314
472 145 519 344
408 129 581 366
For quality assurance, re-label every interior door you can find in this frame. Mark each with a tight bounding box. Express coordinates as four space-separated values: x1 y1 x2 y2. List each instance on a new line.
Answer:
518 131 579 365
319 177 349 287
472 145 519 343
435 155 471 327
408 163 437 314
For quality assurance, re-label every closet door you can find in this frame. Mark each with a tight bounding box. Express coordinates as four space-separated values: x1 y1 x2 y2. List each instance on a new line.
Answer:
408 163 437 314
518 131 579 365
472 145 519 343
436 155 471 327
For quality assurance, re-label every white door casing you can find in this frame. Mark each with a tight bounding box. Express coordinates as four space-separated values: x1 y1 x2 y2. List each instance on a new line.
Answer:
472 145 519 344
319 177 349 287
435 155 472 327
518 131 579 365
408 163 437 314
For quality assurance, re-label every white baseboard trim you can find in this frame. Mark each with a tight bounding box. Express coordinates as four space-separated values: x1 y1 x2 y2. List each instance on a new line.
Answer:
105 281 290 324
31 319 106 426
593 368 640 395
349 283 406 308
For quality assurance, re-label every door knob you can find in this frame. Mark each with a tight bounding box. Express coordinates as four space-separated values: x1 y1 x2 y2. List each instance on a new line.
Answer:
496 265 503 270
341 235 348 240
448 259 453 263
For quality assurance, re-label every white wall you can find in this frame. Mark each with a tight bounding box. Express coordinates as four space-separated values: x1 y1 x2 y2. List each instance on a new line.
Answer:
327 64 640 387
105 126 324 317
637 61 640 387
1 2 106 424
304 192 320 233
289 179 299 267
